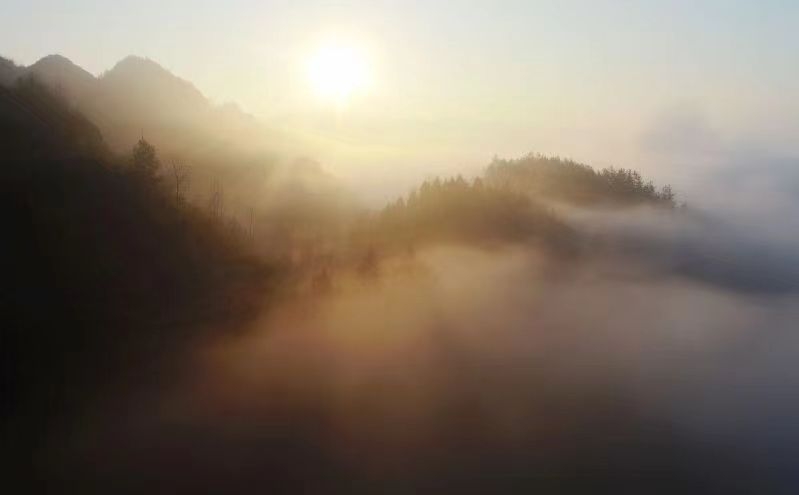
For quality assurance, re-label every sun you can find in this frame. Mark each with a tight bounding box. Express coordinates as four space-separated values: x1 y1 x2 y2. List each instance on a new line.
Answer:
307 43 371 105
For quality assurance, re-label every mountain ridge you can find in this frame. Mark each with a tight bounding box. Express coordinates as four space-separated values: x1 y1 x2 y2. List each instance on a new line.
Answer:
0 54 251 145
0 53 292 204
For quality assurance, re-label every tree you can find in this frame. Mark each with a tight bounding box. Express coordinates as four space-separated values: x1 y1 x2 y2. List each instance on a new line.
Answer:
485 153 676 206
208 180 224 218
247 206 255 240
169 159 190 205
131 138 160 180
659 184 675 203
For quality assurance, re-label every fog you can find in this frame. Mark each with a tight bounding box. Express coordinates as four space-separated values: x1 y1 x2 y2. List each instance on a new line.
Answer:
40 217 799 492
5 32 799 492
16 89 799 490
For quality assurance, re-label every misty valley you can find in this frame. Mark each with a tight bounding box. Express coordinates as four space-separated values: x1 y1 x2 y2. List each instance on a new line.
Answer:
4 53 799 494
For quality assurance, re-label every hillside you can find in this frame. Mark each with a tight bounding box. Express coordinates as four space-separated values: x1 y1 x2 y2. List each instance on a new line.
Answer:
1 80 270 454
486 153 676 206
370 176 576 254
0 56 23 86
1 54 336 217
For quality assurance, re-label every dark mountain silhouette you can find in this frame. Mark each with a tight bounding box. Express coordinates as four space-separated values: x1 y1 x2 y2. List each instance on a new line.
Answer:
2 54 223 135
0 54 328 220
1 79 270 479
1 54 275 164
0 77 105 161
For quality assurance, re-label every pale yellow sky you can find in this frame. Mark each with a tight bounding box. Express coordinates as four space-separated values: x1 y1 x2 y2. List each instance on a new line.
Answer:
3 1 798 200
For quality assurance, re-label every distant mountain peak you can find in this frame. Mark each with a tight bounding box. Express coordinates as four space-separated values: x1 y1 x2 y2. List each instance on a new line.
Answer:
108 55 166 74
29 54 93 77
105 55 188 86
101 55 207 107
34 53 74 65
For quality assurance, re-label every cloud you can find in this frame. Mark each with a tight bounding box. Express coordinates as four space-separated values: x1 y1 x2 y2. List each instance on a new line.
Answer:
52 244 799 492
639 104 721 159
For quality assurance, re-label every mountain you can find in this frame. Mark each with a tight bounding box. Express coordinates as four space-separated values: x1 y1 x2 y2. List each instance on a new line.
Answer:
0 53 355 258
102 55 206 107
0 77 105 159
23 54 97 103
89 56 215 146
0 56 23 86
1 78 268 450
0 54 312 214
0 54 269 153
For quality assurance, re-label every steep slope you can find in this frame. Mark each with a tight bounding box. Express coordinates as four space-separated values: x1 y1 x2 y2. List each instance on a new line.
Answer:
3 54 273 152
1 81 270 468
89 55 212 144
0 56 24 86
0 77 104 158
23 54 98 103
3 54 310 217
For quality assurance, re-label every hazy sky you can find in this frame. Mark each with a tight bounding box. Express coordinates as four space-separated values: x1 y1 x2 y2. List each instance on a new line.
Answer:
3 0 798 191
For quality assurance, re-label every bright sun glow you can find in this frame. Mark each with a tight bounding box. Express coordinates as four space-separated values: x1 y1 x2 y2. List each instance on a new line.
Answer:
307 43 371 105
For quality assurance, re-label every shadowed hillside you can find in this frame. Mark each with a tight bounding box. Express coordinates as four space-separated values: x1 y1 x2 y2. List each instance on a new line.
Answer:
1 79 271 470
0 56 23 86
0 54 314 217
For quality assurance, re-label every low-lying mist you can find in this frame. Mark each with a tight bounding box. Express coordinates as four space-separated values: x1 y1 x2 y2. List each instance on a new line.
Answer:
7 68 799 493
50 236 799 492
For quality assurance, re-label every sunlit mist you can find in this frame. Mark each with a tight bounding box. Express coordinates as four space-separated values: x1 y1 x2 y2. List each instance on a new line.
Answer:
4 1 799 493
307 43 372 106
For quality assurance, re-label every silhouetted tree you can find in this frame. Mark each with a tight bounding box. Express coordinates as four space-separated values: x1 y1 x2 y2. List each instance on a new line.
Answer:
131 137 160 180
209 180 224 218
169 159 190 204
659 184 675 202
247 206 255 240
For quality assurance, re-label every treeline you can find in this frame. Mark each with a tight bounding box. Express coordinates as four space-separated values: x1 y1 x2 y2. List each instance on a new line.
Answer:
486 153 676 206
364 176 576 254
360 154 678 258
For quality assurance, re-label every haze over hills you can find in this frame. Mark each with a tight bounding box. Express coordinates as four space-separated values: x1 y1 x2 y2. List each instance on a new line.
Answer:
4 47 799 493
6 53 247 144
1 54 320 211
4 55 796 297
0 56 24 86
5 0 799 491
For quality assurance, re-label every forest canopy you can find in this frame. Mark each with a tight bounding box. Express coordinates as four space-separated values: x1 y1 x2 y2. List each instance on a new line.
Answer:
369 176 575 254
486 153 676 206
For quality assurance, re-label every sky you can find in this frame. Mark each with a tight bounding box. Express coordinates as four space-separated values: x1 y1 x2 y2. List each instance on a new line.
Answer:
3 0 799 195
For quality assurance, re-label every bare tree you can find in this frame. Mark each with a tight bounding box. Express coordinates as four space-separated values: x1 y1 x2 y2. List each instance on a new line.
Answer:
247 206 255 241
209 180 224 218
170 160 190 205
